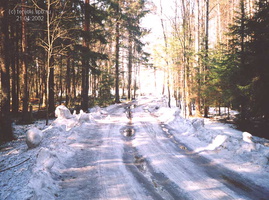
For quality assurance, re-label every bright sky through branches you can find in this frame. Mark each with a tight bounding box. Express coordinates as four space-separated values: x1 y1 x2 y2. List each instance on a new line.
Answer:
139 0 175 96
141 0 174 48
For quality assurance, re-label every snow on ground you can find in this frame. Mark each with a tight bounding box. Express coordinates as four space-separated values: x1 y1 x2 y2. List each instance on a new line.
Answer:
0 96 269 199
144 98 269 187
0 108 101 200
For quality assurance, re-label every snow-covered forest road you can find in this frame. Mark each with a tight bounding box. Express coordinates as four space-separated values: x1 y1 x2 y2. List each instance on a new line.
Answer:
55 100 269 200
1 97 269 200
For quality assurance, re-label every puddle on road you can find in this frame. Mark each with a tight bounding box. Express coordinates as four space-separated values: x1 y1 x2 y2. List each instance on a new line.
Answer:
122 104 134 137
122 104 135 137
123 128 135 137
161 125 190 152
122 128 135 137
162 127 169 132
134 155 146 172
179 145 187 150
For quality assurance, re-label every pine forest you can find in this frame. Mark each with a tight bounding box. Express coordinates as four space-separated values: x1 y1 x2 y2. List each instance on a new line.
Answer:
1 0 269 141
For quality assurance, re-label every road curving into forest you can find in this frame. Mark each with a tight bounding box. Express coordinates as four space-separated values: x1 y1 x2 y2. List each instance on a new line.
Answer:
55 102 269 200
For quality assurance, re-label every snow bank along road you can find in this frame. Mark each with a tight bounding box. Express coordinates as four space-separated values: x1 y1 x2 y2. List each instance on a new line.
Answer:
1 97 269 199
55 101 269 200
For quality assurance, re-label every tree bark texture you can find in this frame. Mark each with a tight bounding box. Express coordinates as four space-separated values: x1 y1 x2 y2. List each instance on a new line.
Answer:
0 1 14 141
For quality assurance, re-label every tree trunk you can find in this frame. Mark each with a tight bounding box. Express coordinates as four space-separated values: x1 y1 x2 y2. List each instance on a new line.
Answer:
35 58 39 98
81 0 90 111
195 0 202 117
48 66 55 114
133 61 138 99
228 103 230 119
0 1 14 141
195 96 201 116
45 0 51 125
160 0 171 107
122 72 125 98
218 100 221 116
11 24 19 114
127 31 132 100
239 0 247 120
66 55 71 107
188 102 192 116
162 71 166 95
114 0 120 103
71 59 76 102
59 56 63 105
22 0 29 122
81 59 89 111
167 71 171 108
181 0 188 118
203 0 209 118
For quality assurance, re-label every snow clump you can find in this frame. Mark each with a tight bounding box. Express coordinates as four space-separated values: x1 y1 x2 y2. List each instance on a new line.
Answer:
243 132 253 143
78 110 94 123
206 135 228 151
26 127 42 149
55 105 74 119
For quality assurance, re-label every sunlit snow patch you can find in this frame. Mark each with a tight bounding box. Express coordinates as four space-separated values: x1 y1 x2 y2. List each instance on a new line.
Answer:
55 105 74 119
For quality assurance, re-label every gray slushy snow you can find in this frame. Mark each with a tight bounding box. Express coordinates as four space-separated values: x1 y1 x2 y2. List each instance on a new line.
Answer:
1 97 269 199
26 127 42 148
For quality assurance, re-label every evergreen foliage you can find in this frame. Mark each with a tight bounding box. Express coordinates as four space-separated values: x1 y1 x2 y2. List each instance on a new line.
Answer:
226 0 269 121
245 0 269 119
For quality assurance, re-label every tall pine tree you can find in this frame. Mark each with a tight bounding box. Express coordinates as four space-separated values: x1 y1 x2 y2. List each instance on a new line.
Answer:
246 0 269 119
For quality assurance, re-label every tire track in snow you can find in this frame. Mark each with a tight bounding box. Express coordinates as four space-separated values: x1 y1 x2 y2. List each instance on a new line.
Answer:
134 106 269 200
121 126 185 200
163 124 269 200
133 111 255 200
55 122 104 200
56 104 162 200
55 101 269 199
93 105 160 200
